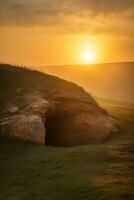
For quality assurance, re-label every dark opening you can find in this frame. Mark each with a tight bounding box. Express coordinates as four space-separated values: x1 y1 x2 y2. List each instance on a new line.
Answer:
45 112 70 146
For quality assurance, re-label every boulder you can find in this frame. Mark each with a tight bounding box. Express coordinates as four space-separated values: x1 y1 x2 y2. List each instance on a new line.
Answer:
1 114 45 144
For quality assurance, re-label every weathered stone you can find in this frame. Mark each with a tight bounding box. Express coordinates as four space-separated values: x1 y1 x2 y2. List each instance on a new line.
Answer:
1 114 45 144
24 98 50 116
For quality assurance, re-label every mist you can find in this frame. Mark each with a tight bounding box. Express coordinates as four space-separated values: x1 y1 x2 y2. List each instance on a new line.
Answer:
33 62 134 103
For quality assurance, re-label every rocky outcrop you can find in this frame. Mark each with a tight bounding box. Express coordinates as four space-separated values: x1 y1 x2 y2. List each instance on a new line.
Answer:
0 64 119 146
0 96 50 144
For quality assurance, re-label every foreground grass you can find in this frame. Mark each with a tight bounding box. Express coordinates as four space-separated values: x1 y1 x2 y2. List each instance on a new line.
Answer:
0 103 134 200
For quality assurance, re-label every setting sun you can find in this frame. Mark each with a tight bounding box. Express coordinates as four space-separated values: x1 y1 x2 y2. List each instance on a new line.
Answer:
82 51 97 64
78 44 98 64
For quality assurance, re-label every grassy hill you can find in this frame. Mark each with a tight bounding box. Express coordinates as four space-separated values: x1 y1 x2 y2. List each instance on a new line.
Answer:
0 98 134 200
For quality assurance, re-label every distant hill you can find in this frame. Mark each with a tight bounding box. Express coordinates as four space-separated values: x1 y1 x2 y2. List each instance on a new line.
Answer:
95 97 134 110
35 62 134 104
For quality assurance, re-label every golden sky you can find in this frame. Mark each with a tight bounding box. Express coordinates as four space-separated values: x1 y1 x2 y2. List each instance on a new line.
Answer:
0 0 134 65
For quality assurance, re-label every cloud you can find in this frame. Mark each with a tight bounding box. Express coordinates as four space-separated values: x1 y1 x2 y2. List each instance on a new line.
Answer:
79 0 134 13
0 0 134 36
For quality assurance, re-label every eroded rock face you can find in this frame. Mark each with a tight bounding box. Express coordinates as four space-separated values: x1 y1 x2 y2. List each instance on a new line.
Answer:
0 94 119 146
44 96 118 146
0 64 119 146
1 114 45 144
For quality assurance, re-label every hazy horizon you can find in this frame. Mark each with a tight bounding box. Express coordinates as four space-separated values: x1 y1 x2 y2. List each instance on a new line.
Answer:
0 0 134 66
29 62 133 104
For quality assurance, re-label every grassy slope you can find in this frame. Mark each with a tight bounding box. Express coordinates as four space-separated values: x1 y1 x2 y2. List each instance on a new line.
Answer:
0 102 134 200
0 64 93 114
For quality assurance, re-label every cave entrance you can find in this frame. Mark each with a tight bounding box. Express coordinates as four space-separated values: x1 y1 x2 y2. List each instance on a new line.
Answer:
45 111 70 146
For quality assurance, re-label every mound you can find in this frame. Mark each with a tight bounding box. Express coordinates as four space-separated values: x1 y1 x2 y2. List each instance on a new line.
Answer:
0 64 119 146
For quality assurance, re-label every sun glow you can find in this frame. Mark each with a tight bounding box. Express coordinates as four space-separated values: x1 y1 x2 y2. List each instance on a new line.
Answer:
82 51 96 64
78 45 98 64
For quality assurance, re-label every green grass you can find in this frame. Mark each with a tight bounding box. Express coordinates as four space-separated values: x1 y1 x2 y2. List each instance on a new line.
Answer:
0 103 134 200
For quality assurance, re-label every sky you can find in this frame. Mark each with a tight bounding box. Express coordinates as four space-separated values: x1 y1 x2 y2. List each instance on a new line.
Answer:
0 0 134 65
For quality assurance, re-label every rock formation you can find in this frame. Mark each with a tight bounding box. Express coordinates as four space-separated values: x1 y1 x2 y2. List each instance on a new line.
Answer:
0 64 119 146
